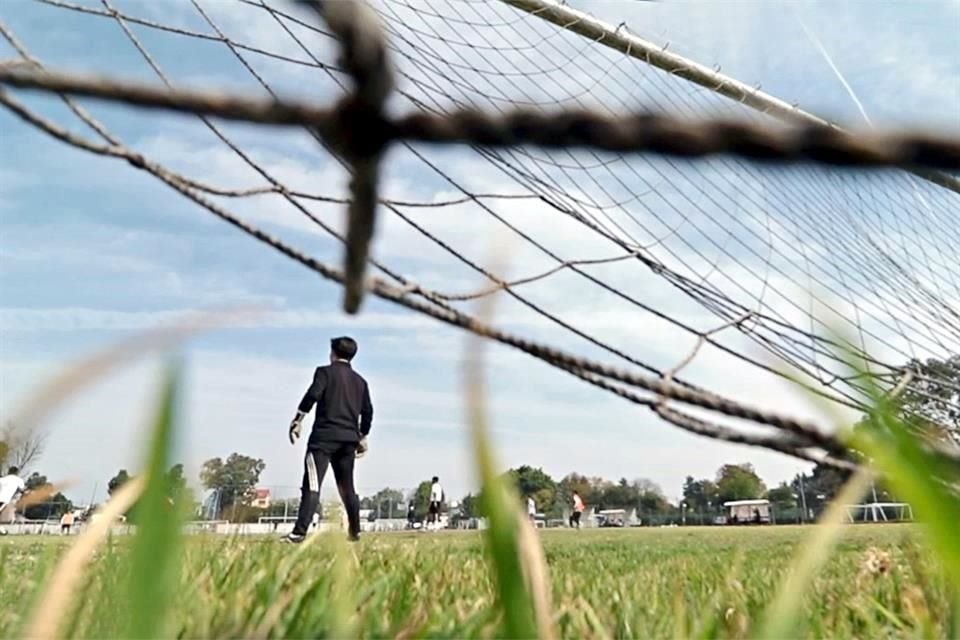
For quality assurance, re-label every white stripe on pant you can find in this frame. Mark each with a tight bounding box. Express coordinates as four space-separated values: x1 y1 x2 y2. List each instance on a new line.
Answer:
305 451 320 492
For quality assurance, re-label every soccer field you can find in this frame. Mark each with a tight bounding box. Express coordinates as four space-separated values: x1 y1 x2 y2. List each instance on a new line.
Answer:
0 524 949 638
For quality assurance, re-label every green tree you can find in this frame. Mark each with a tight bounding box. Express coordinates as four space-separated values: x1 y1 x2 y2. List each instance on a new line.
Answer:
108 469 131 496
557 473 591 510
361 488 406 519
715 463 766 503
898 355 959 444
506 466 557 513
107 465 186 522
25 471 48 491
636 480 671 515
166 464 187 494
793 463 852 514
682 476 719 513
24 492 73 520
767 482 796 510
411 480 435 520
18 472 73 520
200 453 266 518
600 478 638 508
459 493 480 519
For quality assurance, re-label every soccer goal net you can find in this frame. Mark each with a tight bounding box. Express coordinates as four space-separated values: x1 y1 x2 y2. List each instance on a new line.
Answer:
845 502 914 523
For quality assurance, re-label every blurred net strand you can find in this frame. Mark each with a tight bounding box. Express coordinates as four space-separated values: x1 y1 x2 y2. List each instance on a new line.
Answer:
203 0 960 423
27 0 960 333
499 0 960 194
14 0 956 406
649 314 858 469
2 66 957 169
479 0 960 382
456 1 951 400
0 76 869 467
116 0 709 398
375 0 954 405
7 0 701 409
7 66 960 476
168 0 960 412
4 0 956 464
376 0 960 381
186 0 732 396
0 21 534 214
451 1 960 324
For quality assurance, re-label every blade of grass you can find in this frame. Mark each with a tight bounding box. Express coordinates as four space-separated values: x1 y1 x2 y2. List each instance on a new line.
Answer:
24 475 146 639
755 466 872 639
835 343 960 589
7 307 257 430
516 510 554 636
315 530 360 639
852 410 960 587
127 363 183 639
465 353 540 639
464 249 551 639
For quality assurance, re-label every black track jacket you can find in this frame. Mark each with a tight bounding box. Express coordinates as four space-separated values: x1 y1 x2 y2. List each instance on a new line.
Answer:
297 361 373 446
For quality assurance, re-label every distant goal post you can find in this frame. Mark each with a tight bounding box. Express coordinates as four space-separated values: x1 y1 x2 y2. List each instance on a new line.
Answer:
257 516 298 525
845 503 913 523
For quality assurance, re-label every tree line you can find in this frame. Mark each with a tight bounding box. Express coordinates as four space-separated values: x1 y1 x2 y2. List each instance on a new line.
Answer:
7 354 953 523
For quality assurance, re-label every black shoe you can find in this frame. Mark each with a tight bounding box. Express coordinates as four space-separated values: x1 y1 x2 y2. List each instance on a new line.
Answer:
348 533 360 543
283 533 306 544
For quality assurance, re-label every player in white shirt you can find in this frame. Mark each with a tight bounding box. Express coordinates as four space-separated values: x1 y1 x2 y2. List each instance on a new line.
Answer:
569 491 585 529
0 467 26 534
427 476 443 531
527 496 536 522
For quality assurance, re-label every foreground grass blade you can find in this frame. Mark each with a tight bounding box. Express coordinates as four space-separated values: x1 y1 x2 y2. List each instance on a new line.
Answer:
7 307 256 430
829 340 960 589
756 467 872 639
852 398 960 589
465 356 541 639
128 363 183 639
464 281 550 638
24 476 146 638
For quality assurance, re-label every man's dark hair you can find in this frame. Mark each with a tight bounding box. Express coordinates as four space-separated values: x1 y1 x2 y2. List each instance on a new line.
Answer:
330 336 358 361
7 466 19 475
432 476 439 483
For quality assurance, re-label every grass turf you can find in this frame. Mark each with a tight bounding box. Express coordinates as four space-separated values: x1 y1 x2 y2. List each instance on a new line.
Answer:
0 524 949 638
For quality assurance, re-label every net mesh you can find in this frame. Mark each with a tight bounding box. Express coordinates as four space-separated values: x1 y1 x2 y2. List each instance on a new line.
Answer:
2 0 958 459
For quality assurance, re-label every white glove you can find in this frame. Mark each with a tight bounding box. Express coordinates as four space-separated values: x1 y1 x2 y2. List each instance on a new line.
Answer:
356 436 369 458
289 411 306 445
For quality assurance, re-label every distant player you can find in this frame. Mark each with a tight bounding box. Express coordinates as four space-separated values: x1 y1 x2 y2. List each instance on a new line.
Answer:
285 336 374 544
527 496 536 522
0 467 26 534
427 476 443 531
60 510 75 535
570 491 585 529
406 502 416 529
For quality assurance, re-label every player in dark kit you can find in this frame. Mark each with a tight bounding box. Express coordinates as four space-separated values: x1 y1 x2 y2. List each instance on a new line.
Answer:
285 336 373 543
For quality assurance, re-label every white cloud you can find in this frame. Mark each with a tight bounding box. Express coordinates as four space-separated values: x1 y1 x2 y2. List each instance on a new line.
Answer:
0 307 432 333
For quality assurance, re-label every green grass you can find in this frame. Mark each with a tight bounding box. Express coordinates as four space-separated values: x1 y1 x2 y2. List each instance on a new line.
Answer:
0 525 952 638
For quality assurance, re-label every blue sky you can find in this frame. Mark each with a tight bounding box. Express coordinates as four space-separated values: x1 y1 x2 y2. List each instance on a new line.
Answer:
1 0 958 505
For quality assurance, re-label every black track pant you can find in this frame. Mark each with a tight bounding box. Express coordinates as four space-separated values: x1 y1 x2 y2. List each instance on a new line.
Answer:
292 441 360 537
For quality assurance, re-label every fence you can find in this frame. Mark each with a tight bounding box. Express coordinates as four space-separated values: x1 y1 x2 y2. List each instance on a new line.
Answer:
196 484 424 525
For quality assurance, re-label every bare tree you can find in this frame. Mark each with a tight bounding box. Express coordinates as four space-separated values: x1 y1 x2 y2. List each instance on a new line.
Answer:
0 421 46 472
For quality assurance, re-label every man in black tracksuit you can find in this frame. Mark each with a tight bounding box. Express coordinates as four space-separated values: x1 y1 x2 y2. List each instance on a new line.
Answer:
286 336 373 543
